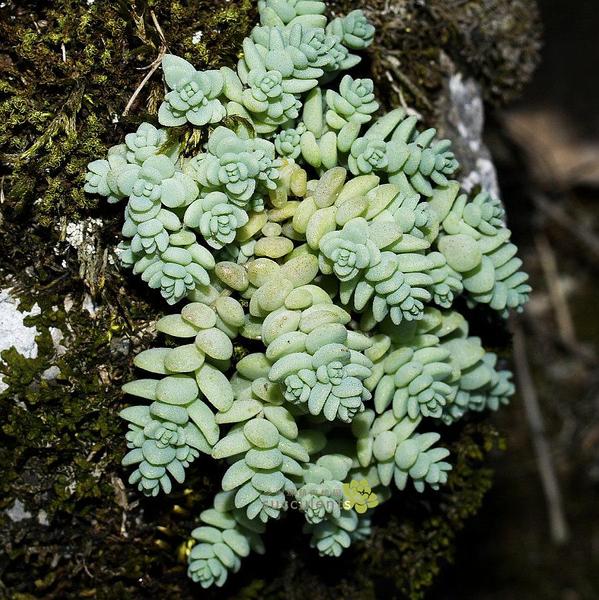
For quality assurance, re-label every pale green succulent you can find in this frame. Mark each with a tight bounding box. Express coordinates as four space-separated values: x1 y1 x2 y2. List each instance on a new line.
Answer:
219 417 299 522
158 54 226 127
427 251 464 308
190 127 281 205
326 75 378 126
444 190 505 236
440 345 515 424
374 345 455 420
393 432 451 491
82 0 529 587
119 154 198 210
433 185 530 315
297 481 342 523
351 409 451 493
484 363 515 411
438 230 531 316
84 148 128 204
389 128 459 197
188 491 265 588
244 68 302 123
327 10 375 50
350 251 433 326
243 26 324 87
131 233 214 304
184 191 249 250
118 304 240 495
319 218 380 281
277 347 372 422
123 213 170 255
348 138 401 174
121 402 203 496
267 318 374 423
296 456 350 523
305 509 371 557
386 191 436 239
125 122 174 165
258 0 326 27
274 124 305 158
286 25 339 69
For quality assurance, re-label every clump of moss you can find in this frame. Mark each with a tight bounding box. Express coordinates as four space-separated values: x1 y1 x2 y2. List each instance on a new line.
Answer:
0 0 256 228
329 0 541 117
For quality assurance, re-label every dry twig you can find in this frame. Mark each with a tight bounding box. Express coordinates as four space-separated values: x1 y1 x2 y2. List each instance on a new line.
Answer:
535 233 577 345
122 10 167 116
512 322 569 545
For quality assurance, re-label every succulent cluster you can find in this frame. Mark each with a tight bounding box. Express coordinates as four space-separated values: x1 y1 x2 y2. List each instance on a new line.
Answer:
84 0 529 588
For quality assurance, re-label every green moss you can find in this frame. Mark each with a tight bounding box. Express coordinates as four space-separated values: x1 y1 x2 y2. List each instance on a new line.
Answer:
0 0 256 227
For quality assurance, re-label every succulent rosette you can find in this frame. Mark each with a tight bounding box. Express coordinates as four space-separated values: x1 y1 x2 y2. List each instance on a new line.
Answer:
244 68 301 122
326 75 378 125
328 10 375 50
274 124 305 158
184 191 249 249
319 218 380 281
158 55 225 127
125 122 173 165
83 149 128 204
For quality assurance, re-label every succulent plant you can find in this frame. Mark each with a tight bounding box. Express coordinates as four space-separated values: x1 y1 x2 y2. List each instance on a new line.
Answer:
125 122 176 165
83 148 128 204
121 402 204 496
327 75 378 123
189 127 282 205
305 509 371 557
295 457 350 524
184 191 250 250
82 0 529 587
244 68 302 124
188 491 266 588
349 138 391 174
319 218 380 281
274 124 305 159
327 10 375 50
258 0 327 27
158 55 226 127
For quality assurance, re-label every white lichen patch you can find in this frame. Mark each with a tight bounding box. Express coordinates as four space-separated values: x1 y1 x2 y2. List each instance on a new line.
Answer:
192 30 203 45
446 72 500 198
42 365 61 381
6 499 32 522
83 293 98 317
0 289 41 392
49 326 67 356
65 217 103 251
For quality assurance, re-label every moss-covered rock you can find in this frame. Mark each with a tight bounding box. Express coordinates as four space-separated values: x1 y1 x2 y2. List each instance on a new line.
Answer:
330 0 541 116
0 0 538 597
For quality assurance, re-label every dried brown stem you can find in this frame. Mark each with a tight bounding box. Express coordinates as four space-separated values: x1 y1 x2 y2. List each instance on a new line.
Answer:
512 322 569 545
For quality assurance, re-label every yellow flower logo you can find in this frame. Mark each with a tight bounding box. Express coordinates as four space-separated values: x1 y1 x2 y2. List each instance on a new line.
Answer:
342 479 379 514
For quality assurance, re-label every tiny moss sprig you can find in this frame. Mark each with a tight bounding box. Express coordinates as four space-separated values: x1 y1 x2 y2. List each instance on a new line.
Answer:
83 0 530 588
